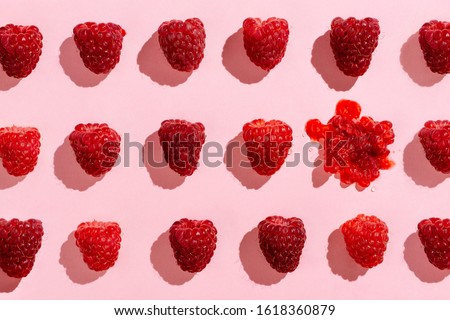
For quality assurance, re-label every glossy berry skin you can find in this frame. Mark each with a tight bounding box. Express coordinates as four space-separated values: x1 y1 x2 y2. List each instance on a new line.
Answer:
243 17 289 71
158 119 206 176
419 20 450 74
341 214 388 268
75 221 122 272
306 100 395 188
158 18 206 72
330 17 380 77
169 218 217 273
242 119 293 176
0 24 43 78
0 126 41 176
258 216 306 273
418 120 450 173
418 218 450 270
69 123 121 177
73 22 126 74
0 218 43 278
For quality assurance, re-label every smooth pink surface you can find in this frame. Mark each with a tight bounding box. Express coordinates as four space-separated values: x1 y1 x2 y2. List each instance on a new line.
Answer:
1 0 450 300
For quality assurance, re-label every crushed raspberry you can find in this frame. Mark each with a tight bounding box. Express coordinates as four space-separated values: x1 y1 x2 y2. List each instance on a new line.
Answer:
306 100 395 188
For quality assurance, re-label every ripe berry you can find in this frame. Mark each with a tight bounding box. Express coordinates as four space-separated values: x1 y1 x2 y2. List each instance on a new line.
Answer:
0 24 43 78
418 120 450 173
0 218 44 278
158 18 206 72
419 20 450 74
242 17 289 71
305 99 395 188
0 126 41 176
169 218 217 273
330 17 380 77
341 214 389 268
242 119 293 176
258 215 306 273
418 218 450 270
69 123 121 177
158 119 206 176
73 22 126 74
74 221 122 272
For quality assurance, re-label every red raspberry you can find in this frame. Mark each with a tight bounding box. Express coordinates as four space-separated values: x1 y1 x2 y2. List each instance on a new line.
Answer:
419 20 450 74
0 24 43 78
74 221 122 272
305 100 395 188
0 126 41 176
258 216 306 273
0 218 43 278
418 120 450 173
73 22 126 74
69 123 121 177
169 218 217 273
341 214 389 268
330 17 380 77
242 17 289 71
242 119 293 176
418 218 450 270
158 18 206 72
158 119 206 176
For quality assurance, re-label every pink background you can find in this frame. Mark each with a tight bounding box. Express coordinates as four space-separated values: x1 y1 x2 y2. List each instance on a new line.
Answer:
0 0 450 300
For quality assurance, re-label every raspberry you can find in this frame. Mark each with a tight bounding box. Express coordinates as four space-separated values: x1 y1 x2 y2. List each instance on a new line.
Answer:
74 221 122 272
69 123 121 177
341 214 388 268
158 18 206 72
169 218 217 273
305 100 395 188
0 24 43 78
418 120 450 173
0 126 41 176
158 119 206 176
242 17 289 71
242 119 293 176
73 22 126 74
418 218 450 270
0 218 43 278
258 216 306 273
419 20 450 74
330 17 380 77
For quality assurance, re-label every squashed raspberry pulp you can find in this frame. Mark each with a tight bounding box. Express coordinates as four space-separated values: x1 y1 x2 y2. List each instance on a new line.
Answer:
305 100 395 188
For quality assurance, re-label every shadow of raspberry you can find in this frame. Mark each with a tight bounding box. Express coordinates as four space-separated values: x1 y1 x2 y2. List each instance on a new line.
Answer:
239 227 286 285
326 228 368 281
403 134 449 187
400 32 445 87
59 37 108 87
59 231 106 284
0 164 26 189
137 32 192 86
223 133 270 190
54 136 104 191
0 69 21 91
150 230 195 285
311 164 332 188
143 131 186 189
0 269 21 293
311 31 358 91
222 28 268 84
403 232 450 283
